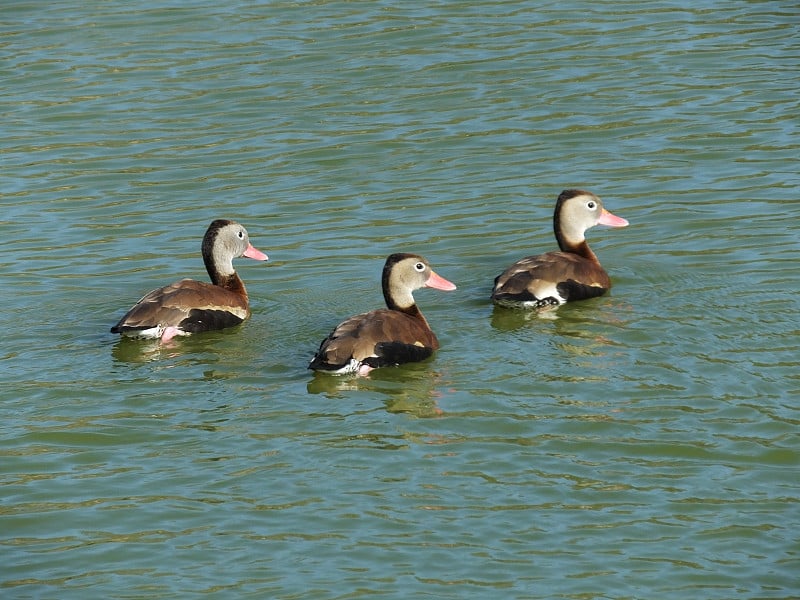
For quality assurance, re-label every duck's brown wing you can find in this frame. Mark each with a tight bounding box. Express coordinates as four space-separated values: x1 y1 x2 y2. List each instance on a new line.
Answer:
111 279 249 335
309 309 438 371
491 252 611 306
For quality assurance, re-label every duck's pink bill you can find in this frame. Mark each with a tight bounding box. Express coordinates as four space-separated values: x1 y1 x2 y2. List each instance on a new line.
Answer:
243 244 269 261
426 271 457 291
598 209 629 228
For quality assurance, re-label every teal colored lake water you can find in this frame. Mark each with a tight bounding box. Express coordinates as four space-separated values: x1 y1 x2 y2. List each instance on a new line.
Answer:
2 1 798 598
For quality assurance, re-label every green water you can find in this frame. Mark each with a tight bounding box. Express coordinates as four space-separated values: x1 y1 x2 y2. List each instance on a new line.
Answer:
2 1 798 598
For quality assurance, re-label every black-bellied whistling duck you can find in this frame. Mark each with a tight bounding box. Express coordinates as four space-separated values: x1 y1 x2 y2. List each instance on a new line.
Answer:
309 253 457 376
491 189 628 309
111 219 268 342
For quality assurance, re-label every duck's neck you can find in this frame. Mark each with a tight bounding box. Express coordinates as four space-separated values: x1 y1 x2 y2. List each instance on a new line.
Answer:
205 254 248 299
383 273 428 324
215 272 249 299
389 297 427 320
554 214 599 263
559 238 599 263
387 297 431 332
383 285 414 312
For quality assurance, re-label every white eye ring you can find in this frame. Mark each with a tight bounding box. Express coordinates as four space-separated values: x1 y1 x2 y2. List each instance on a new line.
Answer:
238 230 245 239
587 201 596 209
414 262 425 272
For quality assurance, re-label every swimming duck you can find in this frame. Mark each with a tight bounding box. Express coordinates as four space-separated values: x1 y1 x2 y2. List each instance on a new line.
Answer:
309 253 456 376
491 189 628 309
111 219 268 342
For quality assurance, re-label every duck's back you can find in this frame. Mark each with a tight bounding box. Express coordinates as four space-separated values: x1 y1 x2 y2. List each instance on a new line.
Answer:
491 251 610 308
111 278 249 338
309 308 439 372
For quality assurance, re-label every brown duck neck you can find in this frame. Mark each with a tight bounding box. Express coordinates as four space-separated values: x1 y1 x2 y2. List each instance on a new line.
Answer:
382 269 428 324
383 286 418 314
204 251 248 299
389 298 426 319
387 298 432 333
554 210 599 264
557 237 600 263
212 271 248 300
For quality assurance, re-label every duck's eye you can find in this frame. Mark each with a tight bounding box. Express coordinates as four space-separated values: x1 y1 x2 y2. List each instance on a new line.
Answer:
414 262 425 272
238 230 245 239
587 201 596 209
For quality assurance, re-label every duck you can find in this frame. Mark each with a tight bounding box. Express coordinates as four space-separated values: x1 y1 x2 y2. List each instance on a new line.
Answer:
491 189 628 309
110 219 268 342
309 253 457 376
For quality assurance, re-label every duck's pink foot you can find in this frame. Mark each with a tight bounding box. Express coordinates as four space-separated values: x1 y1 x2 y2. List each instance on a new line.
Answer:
357 364 374 377
161 326 180 343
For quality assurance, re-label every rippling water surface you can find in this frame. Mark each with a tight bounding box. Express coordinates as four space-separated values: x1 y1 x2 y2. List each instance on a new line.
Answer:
2 1 798 598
